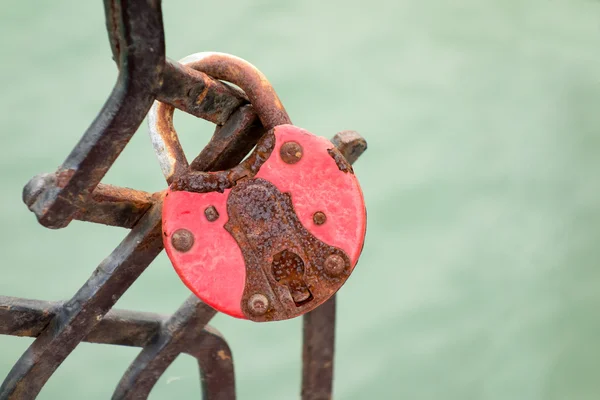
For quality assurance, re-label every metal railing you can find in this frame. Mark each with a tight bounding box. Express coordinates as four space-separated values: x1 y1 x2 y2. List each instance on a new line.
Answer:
0 1 367 398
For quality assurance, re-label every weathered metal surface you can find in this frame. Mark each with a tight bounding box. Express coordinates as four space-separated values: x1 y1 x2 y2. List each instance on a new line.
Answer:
5 123 365 400
24 179 155 229
24 0 165 229
158 59 247 126
3 0 369 397
113 297 217 399
327 147 354 174
225 178 351 321
0 200 165 399
170 131 276 193
161 125 366 321
190 104 263 172
149 52 290 190
330 130 367 165
3 61 271 397
4 105 265 396
0 296 234 400
107 73 272 399
179 52 291 131
196 326 236 400
148 55 264 186
302 296 337 400
301 132 367 400
147 99 191 184
76 184 155 228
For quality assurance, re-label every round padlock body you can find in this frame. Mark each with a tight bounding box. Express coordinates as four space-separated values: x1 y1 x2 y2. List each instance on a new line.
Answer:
162 124 366 321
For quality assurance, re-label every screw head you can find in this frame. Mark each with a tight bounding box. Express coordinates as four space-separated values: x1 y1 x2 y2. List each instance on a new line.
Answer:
248 294 269 316
324 254 345 276
313 211 327 225
204 205 219 222
171 229 194 252
280 141 303 164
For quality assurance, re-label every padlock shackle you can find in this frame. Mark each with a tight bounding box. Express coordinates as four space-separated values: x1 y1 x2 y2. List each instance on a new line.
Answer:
148 52 291 189
180 52 291 130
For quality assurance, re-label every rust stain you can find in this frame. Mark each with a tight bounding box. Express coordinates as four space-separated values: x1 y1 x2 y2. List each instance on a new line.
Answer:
224 178 351 322
184 53 292 130
171 130 276 193
217 350 231 361
327 148 354 174
195 85 209 105
55 169 76 188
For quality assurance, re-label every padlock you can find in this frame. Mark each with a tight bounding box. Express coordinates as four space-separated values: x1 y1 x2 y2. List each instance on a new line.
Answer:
149 52 366 321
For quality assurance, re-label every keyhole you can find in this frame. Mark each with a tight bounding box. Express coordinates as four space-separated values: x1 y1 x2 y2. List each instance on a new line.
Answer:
271 249 313 306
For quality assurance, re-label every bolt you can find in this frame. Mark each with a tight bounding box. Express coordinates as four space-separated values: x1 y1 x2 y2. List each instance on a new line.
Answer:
313 211 327 225
248 294 269 316
324 254 345 276
204 205 219 222
171 229 194 252
280 141 303 164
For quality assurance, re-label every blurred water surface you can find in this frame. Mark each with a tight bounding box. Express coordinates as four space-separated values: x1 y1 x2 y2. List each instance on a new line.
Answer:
1 0 600 399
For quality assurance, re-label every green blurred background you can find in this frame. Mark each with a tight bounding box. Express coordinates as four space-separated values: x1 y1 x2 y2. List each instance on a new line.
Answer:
1 0 600 398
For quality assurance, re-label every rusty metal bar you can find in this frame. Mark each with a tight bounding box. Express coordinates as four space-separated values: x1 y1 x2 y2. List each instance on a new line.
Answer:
148 58 253 185
113 297 217 399
301 131 367 400
2 54 272 398
196 327 236 400
75 184 155 228
302 296 337 400
0 296 234 399
148 52 284 189
191 104 263 172
0 200 165 399
158 59 247 126
331 130 368 165
178 53 291 131
24 58 264 231
2 82 269 399
23 0 165 229
0 296 186 347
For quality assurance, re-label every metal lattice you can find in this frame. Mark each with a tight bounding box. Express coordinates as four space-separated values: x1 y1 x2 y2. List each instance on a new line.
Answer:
0 1 367 399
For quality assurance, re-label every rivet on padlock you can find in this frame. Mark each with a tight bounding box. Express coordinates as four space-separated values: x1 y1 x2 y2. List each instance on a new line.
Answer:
149 52 366 322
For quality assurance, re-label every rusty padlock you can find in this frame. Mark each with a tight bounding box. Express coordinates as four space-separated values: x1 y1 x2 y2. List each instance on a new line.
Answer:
149 52 366 322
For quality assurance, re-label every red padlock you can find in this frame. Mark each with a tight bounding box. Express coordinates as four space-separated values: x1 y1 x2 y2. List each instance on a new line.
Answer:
149 53 366 321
